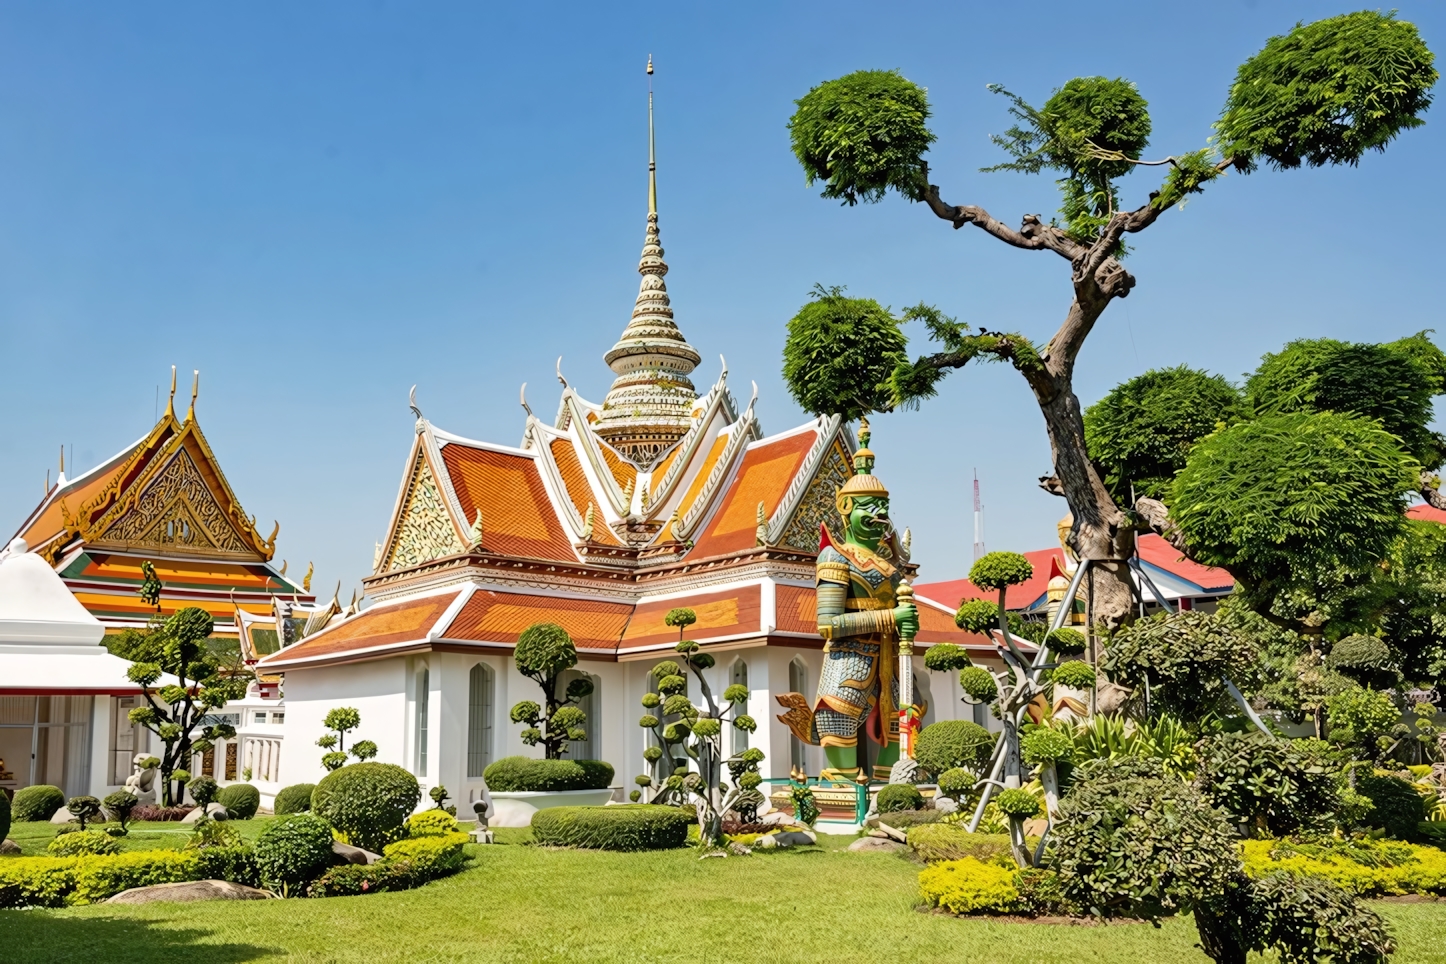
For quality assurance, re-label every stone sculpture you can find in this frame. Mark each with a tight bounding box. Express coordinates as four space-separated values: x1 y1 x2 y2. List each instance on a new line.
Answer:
123 753 159 806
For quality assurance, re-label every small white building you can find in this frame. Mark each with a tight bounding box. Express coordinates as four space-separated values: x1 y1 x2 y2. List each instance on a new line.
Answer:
0 537 156 800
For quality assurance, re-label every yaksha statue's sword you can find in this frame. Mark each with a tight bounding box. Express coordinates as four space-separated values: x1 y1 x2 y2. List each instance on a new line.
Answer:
896 582 918 759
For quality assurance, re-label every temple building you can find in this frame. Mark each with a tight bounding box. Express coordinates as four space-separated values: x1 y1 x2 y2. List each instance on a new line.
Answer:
8 371 316 642
259 92 1000 809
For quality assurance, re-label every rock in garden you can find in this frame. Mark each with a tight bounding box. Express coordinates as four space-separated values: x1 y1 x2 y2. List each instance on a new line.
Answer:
760 810 795 826
754 834 779 848
106 880 275 904
772 831 816 847
933 796 958 814
848 837 906 853
49 809 80 824
181 805 228 824
332 841 381 864
0 839 20 855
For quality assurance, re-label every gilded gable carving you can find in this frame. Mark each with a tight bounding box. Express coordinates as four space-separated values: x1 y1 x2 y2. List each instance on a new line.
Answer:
384 456 464 571
98 448 252 555
779 442 853 552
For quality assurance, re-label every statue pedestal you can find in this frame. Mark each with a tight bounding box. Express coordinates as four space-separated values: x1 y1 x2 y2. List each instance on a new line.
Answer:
469 828 495 844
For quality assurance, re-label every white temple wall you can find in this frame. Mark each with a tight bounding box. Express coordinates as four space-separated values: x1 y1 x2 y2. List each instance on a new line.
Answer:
278 659 409 789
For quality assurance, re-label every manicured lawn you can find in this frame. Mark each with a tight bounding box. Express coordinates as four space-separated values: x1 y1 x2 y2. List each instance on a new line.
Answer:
8 818 271 855
4 823 1446 963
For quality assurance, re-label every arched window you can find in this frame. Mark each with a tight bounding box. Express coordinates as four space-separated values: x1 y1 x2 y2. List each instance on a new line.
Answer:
729 659 749 756
467 663 495 778
788 658 808 772
414 668 430 778
559 669 598 761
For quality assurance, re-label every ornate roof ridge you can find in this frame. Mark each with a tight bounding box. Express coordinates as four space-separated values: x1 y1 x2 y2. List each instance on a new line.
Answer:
762 414 844 546
676 392 761 540
643 358 731 517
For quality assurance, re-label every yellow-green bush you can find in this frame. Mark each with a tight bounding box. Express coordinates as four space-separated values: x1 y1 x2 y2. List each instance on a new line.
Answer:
0 850 199 908
382 831 469 878
405 809 459 838
918 857 1020 914
1241 839 1446 897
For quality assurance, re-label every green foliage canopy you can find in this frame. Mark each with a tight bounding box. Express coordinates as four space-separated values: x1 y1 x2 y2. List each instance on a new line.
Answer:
1216 10 1437 172
782 285 908 420
1192 732 1338 837
1083 365 1241 500
1102 609 1258 721
968 551 1033 591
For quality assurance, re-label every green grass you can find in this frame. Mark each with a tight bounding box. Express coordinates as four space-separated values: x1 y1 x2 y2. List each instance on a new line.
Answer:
7 818 271 855
4 823 1446 963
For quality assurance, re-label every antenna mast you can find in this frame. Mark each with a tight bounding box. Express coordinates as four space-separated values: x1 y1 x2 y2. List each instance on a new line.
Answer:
973 470 985 563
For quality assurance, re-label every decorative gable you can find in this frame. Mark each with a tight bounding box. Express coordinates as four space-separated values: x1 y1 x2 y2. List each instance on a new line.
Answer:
93 447 253 555
382 454 465 572
777 439 852 552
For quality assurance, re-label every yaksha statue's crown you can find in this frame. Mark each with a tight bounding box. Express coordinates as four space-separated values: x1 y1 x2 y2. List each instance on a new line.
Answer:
836 417 889 513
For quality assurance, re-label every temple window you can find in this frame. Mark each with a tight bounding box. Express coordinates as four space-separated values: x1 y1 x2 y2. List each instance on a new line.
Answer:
788 658 808 772
414 667 430 778
467 663 495 778
560 669 598 762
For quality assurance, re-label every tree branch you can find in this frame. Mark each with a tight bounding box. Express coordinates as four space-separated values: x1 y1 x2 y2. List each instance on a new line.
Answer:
1132 497 1188 553
919 162 1082 262
1420 470 1446 510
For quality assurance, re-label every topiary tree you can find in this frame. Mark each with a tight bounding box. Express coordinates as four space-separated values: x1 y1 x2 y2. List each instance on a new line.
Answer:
1356 773 1426 840
217 783 261 820
114 598 249 805
1325 636 1401 691
102 791 138 835
632 607 761 849
1101 609 1259 723
12 785 65 822
188 775 219 816
1193 732 1338 838
509 622 589 760
1326 687 1401 761
317 706 373 772
312 762 422 852
875 782 924 814
912 719 994 779
65 795 102 831
784 11 1437 631
1084 366 1242 502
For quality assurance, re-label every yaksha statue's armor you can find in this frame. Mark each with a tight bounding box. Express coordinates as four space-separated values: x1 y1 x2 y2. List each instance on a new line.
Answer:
777 423 920 783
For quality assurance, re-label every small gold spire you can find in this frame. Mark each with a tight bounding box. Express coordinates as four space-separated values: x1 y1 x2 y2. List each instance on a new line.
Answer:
59 445 64 476
165 366 177 419
647 55 657 217
303 561 314 593
186 370 199 422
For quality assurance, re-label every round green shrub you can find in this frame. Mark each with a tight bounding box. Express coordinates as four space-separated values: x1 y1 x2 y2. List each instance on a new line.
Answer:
936 768 974 800
1326 636 1400 689
47 828 121 857
958 667 999 704
923 643 971 672
1050 660 1097 690
66 795 103 828
530 804 690 851
0 789 9 842
274 783 316 815
969 552 1033 591
1357 774 1426 840
102 791 139 830
406 809 459 838
954 600 998 634
13 785 65 822
515 622 578 679
995 788 1041 820
915 720 994 777
312 762 422 852
482 756 615 793
217 784 261 820
1045 628 1087 655
876 783 925 814
1021 728 1074 767
254 813 337 891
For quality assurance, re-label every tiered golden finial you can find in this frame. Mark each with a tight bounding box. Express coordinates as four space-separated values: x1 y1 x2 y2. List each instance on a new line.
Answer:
836 417 889 513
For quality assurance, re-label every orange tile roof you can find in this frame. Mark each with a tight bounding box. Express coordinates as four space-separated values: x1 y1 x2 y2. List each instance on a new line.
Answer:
775 584 819 635
689 430 817 559
914 597 989 647
650 443 682 486
260 592 460 664
547 439 620 546
597 440 638 491
621 585 761 650
678 433 729 518
446 590 633 651
1410 503 1446 525
440 445 578 562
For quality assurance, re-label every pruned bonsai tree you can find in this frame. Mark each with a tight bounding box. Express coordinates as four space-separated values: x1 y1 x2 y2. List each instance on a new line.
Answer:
783 10 1438 630
317 706 378 771
510 622 590 759
632 607 762 849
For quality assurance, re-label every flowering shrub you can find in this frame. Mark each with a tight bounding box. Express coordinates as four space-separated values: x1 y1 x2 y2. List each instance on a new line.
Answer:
1241 838 1446 896
918 857 1020 914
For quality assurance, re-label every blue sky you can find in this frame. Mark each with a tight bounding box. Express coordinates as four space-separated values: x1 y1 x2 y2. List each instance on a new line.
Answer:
1 2 1442 598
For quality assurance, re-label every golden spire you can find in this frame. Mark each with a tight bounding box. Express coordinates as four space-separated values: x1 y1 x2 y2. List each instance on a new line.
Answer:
165 366 177 420
186 370 199 422
647 55 656 216
58 444 64 476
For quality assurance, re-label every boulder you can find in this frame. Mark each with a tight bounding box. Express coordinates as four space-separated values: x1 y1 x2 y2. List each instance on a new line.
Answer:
933 796 959 814
181 805 229 824
760 810 795 826
771 831 817 847
848 836 907 854
49 809 79 825
0 839 20 855
332 841 381 865
106 880 274 904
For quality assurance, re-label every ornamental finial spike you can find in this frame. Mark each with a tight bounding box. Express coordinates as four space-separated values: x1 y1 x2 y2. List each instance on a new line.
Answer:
186 370 199 422
165 366 177 419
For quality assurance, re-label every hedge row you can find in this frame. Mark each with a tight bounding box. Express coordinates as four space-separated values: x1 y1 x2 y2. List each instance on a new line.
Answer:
1241 839 1446 897
483 756 614 792
309 832 470 897
907 825 1033 865
0 846 257 908
530 805 689 851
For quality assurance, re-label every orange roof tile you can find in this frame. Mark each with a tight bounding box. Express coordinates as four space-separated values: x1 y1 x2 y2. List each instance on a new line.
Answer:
446 591 633 651
621 586 761 650
775 584 819 635
650 443 682 487
597 440 638 491
914 598 988 647
689 430 817 559
547 439 621 546
260 592 461 664
678 433 729 518
440 445 578 562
